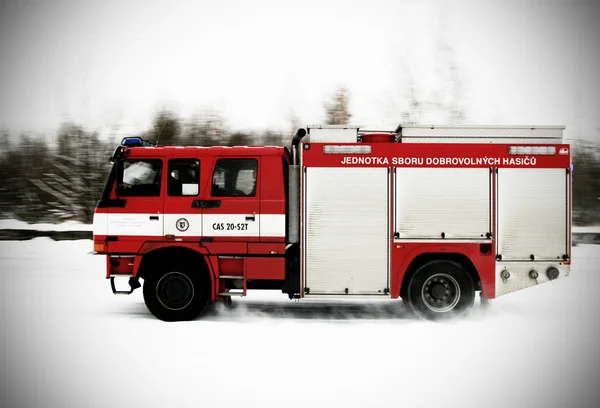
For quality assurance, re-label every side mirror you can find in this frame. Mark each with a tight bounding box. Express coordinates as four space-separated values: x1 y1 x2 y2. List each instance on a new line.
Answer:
115 160 124 197
109 146 124 164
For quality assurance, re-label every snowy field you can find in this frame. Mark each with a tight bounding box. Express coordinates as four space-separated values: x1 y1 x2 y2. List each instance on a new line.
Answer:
0 239 599 408
0 219 93 231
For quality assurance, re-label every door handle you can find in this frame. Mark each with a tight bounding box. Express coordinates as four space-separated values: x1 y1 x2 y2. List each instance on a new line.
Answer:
192 200 221 208
245 214 256 222
149 215 159 221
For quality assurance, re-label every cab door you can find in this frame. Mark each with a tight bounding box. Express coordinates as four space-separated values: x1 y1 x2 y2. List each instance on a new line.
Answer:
201 157 260 243
163 158 202 241
105 158 164 253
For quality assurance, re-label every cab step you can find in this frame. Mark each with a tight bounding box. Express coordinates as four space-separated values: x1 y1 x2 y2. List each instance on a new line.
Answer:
109 276 141 295
219 290 244 297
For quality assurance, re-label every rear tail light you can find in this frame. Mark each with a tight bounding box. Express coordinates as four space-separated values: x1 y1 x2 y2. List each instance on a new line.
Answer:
94 242 106 253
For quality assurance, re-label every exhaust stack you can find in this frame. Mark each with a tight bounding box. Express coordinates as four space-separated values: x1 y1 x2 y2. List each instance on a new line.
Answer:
288 128 306 244
291 128 307 165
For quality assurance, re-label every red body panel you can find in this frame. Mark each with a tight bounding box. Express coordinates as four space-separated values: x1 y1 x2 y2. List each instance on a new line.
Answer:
218 257 244 276
246 257 286 280
302 142 571 168
94 146 290 250
300 141 571 300
390 242 496 298
248 242 286 255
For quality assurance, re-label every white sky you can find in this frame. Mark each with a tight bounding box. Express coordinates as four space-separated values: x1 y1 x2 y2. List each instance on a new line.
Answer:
0 0 599 143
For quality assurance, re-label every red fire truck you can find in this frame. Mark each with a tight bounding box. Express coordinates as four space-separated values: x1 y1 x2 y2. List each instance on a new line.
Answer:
93 124 572 321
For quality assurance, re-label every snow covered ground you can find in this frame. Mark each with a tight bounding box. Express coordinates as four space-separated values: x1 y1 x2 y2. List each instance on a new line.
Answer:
0 238 599 408
0 219 93 231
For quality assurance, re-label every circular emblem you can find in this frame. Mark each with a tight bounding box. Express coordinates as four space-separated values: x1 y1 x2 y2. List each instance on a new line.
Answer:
176 218 189 232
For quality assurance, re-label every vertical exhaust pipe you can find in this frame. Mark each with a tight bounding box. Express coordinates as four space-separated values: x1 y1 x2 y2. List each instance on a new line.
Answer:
288 128 306 244
291 128 307 165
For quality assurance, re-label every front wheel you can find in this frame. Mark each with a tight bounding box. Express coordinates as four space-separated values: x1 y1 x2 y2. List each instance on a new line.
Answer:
143 263 210 322
405 260 475 320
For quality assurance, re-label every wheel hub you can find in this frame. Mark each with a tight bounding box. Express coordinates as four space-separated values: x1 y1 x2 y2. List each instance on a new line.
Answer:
431 282 447 299
156 272 194 311
422 273 461 312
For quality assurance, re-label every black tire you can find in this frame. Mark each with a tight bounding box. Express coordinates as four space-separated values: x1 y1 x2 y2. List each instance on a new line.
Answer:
143 262 210 322
405 260 475 320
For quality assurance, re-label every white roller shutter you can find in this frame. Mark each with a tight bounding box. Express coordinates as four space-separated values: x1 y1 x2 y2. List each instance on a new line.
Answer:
304 167 389 295
497 168 568 261
395 168 491 239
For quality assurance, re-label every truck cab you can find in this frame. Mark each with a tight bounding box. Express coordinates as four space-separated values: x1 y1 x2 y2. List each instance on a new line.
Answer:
93 140 292 320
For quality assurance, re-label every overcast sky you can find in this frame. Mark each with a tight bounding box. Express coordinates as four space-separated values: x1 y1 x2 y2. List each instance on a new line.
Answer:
0 0 598 143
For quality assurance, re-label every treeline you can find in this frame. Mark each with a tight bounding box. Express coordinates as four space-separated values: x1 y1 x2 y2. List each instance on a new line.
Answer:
0 111 290 224
138 110 288 148
0 97 599 225
0 88 351 225
572 140 600 225
0 123 113 224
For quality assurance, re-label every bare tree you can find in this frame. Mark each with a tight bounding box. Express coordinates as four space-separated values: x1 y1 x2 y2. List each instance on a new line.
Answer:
572 138 600 225
181 111 227 146
0 134 52 222
432 16 466 124
388 14 467 125
151 110 181 146
25 123 113 223
228 132 252 146
325 87 352 125
260 130 284 146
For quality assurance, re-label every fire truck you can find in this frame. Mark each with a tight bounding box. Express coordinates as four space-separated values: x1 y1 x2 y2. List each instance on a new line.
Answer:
92 124 572 321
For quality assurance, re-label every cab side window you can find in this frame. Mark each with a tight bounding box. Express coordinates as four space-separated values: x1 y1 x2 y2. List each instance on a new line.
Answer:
168 159 200 196
211 158 258 197
119 159 162 196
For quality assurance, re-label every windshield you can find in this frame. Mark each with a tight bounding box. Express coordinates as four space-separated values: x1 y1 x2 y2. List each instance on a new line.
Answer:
119 159 163 197
123 161 159 185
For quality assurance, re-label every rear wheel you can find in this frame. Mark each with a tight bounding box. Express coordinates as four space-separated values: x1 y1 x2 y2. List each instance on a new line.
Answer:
405 260 475 320
143 262 210 321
